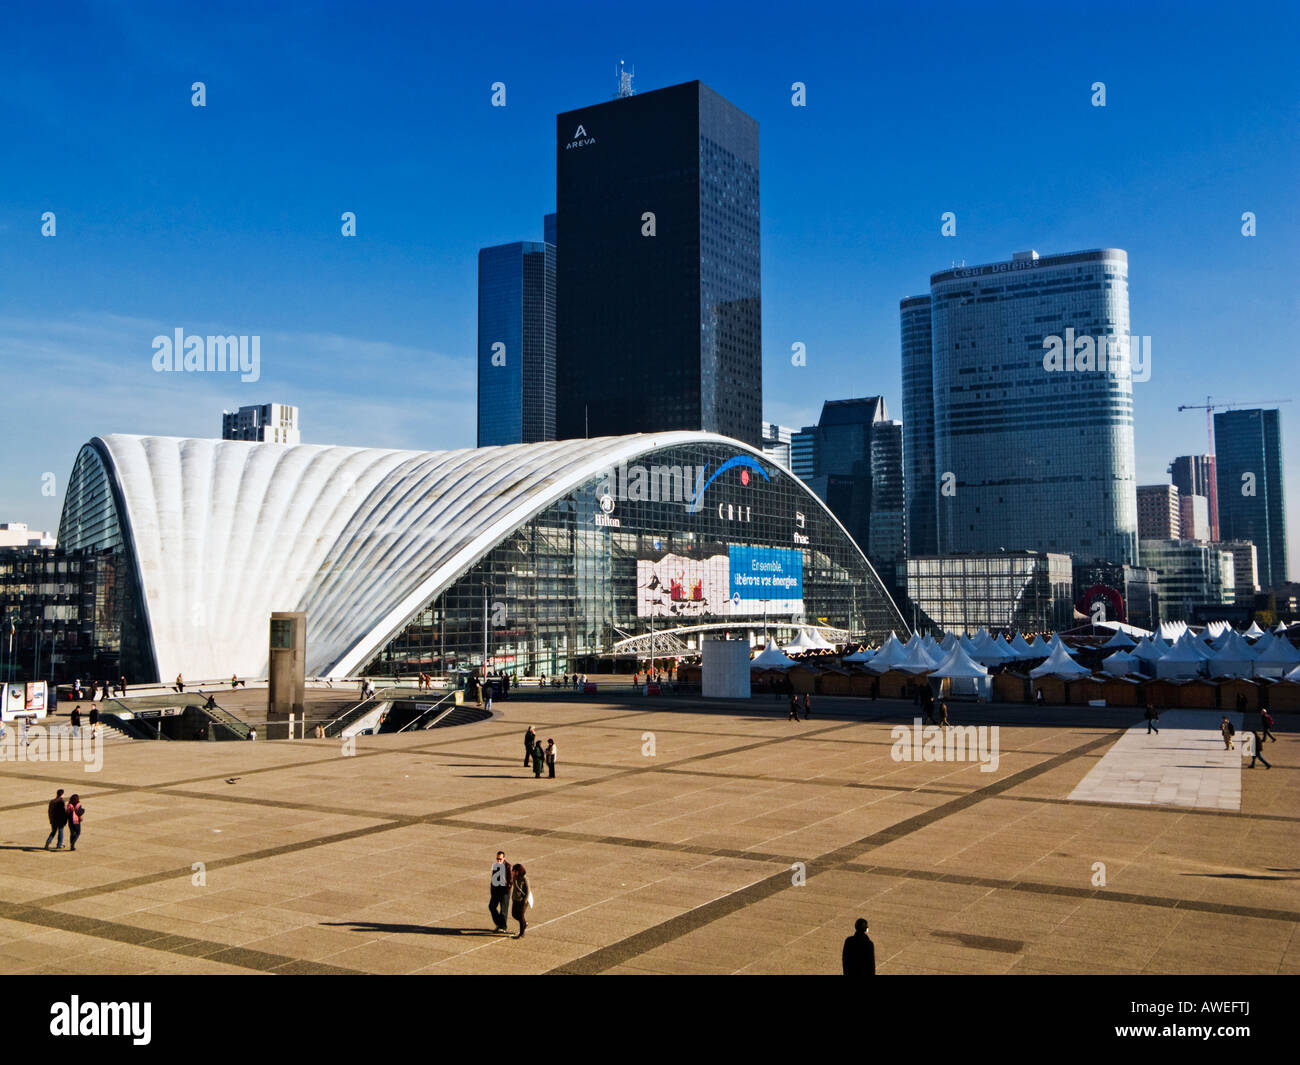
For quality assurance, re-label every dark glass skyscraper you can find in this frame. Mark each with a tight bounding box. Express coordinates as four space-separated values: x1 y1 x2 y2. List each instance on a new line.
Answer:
1215 408 1288 587
1169 454 1218 541
900 295 936 556
477 240 556 446
555 81 761 445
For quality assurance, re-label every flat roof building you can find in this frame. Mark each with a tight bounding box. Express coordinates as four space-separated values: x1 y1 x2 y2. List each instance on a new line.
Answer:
1136 484 1180 540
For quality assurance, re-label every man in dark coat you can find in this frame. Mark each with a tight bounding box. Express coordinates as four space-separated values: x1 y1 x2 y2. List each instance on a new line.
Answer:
531 740 545 778
843 917 875 975
489 851 513 931
45 788 68 850
523 726 537 766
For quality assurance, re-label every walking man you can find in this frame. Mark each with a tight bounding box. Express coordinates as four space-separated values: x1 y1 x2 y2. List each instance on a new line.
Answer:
523 725 536 767
88 704 99 737
842 917 875 975
70 705 81 735
1247 730 1272 769
788 691 800 722
1260 708 1277 744
922 691 936 725
489 851 513 931
1220 716 1235 750
803 692 812 720
545 738 557 779
937 701 951 729
45 788 68 850
1144 702 1159 734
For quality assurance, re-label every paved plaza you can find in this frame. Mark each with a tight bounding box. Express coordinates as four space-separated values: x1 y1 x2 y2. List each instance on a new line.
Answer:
0 694 1296 975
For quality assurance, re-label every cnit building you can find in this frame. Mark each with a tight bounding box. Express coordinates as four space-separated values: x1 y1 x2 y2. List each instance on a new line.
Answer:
53 434 905 682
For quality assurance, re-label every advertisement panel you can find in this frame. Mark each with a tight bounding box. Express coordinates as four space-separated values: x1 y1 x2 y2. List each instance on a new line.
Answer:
727 546 804 615
25 681 47 717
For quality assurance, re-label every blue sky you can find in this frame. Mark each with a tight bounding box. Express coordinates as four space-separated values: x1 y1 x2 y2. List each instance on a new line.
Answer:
2 0 1297 573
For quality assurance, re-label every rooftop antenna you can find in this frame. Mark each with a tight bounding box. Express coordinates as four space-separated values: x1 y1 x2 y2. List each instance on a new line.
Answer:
615 60 636 98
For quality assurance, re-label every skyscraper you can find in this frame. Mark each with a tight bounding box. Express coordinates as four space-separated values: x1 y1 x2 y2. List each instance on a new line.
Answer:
555 80 761 445
912 249 1137 565
477 238 556 446
1215 408 1289 587
221 403 300 444
1169 454 1218 540
791 398 905 592
760 421 796 468
1136 484 1180 540
900 294 936 556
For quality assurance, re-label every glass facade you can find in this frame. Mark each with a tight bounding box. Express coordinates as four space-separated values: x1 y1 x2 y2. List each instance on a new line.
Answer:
905 552 1074 635
924 250 1137 565
477 240 556 446
900 294 936 556
555 81 761 446
1214 409 1288 587
360 440 906 677
1139 539 1236 621
1169 454 1218 540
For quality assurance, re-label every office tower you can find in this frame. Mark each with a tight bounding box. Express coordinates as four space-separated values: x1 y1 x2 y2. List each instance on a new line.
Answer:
477 240 556 446
1140 540 1236 620
221 403 300 444
1136 484 1180 540
900 294 936 556
1221 539 1260 604
544 212 556 248
555 80 761 445
1180 494 1210 541
1215 408 1289 587
791 398 905 588
1169 454 1218 540
0 523 55 547
761 422 796 468
914 249 1136 564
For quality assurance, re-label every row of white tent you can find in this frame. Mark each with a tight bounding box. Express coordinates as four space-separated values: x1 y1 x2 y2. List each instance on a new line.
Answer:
757 621 1300 682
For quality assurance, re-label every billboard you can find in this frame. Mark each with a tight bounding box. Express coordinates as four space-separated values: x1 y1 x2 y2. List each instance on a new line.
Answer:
2 681 47 721
637 544 804 618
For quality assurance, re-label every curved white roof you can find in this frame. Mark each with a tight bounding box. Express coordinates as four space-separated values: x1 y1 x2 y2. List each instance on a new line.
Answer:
77 432 903 680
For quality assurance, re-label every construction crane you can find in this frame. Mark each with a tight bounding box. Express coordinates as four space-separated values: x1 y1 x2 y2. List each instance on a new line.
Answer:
1177 396 1292 454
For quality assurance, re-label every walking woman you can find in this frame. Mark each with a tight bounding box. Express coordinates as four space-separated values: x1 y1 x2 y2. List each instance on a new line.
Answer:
66 794 85 852
531 739 546 778
510 863 532 938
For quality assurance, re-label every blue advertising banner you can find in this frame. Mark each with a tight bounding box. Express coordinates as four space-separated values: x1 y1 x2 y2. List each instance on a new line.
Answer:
727 546 804 614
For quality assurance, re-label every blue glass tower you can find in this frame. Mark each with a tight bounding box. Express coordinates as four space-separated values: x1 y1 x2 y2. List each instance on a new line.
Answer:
477 240 556 446
1215 408 1288 587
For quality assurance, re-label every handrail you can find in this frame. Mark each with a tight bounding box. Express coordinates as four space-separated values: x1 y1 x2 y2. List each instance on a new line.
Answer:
395 690 459 732
322 686 395 738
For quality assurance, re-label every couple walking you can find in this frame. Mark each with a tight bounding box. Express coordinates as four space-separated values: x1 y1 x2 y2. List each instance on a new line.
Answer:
44 789 86 851
489 851 533 937
522 726 557 778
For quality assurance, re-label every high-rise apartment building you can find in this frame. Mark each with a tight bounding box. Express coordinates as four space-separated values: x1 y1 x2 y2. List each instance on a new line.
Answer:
477 238 556 446
1180 494 1210 541
907 249 1137 565
555 81 761 445
1137 484 1180 540
221 403 300 444
1169 454 1218 540
1214 408 1288 587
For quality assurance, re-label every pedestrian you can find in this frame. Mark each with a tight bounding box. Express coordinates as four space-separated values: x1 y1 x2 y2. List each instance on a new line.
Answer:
88 704 99 737
73 678 83 700
545 738 557 778
485 686 493 712
842 917 876 976
788 691 800 722
65 794 85 851
510 863 532 938
524 725 536 767
21 715 30 747
1035 688 1045 707
1144 702 1159 734
1247 731 1272 769
70 705 81 735
489 851 513 931
247 727 257 741
175 673 184 693
1220 716 1235 750
531 739 545 778
937 701 951 729
1261 708 1277 744
922 692 936 725
870 678 879 702
803 692 811 720
118 675 127 696
45 788 68 850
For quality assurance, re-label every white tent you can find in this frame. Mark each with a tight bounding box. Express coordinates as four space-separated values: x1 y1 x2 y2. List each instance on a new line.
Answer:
1283 662 1300 683
930 643 989 679
1101 628 1137 649
1251 634 1300 677
1157 620 1188 643
751 638 799 670
1205 631 1258 678
782 629 821 654
1202 620 1232 641
866 634 911 674
807 628 838 650
968 629 1012 664
1007 631 1036 659
895 640 941 674
842 646 876 663
1243 620 1266 640
1030 643 1091 679
1101 650 1140 676
1154 635 1209 679
1275 621 1292 634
